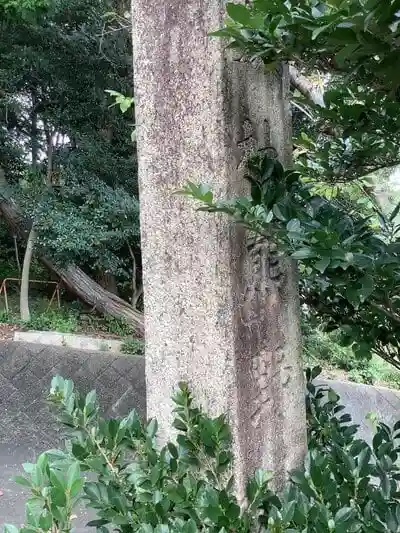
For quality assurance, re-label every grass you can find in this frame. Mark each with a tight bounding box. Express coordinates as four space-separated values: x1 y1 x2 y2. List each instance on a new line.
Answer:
2 291 400 387
368 356 400 389
0 292 136 338
303 326 400 390
120 338 145 356
0 294 79 333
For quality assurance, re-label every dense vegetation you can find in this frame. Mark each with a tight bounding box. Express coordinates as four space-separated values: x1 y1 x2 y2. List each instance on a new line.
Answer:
5 371 400 532
2 0 400 382
0 0 143 330
303 321 400 388
184 0 400 373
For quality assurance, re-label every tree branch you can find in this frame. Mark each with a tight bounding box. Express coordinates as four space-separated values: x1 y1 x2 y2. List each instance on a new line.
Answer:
370 301 400 326
289 65 325 108
127 241 143 309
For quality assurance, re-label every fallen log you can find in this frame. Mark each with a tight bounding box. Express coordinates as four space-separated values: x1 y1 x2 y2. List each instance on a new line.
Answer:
0 180 144 336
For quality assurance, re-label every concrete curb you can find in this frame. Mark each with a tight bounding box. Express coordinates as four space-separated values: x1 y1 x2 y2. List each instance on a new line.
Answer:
14 330 123 353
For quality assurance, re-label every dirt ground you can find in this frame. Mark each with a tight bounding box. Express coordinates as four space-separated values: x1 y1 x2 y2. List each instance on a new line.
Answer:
0 323 19 341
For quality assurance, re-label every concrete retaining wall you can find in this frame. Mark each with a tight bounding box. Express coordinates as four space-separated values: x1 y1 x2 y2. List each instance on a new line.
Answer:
0 341 145 450
14 331 123 353
318 378 400 441
1 341 400 449
0 341 146 527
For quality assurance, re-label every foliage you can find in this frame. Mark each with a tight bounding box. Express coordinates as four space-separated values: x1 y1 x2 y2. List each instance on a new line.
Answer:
25 177 141 279
303 320 400 388
216 0 400 71
302 320 375 385
0 0 49 17
0 294 136 336
106 90 134 114
181 153 400 369
5 372 400 533
26 308 79 333
0 304 78 332
105 90 136 141
0 218 18 279
0 0 140 298
214 0 400 181
3 451 83 533
120 338 145 356
101 316 134 336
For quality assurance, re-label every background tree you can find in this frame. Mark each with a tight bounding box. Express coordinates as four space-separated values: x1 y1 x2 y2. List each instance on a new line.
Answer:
0 0 144 332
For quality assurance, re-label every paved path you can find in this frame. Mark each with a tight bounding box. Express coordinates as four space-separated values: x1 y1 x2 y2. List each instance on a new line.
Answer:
0 444 91 530
0 444 28 527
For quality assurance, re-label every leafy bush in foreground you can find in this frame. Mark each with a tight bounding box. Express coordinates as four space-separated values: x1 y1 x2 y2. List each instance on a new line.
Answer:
4 369 400 533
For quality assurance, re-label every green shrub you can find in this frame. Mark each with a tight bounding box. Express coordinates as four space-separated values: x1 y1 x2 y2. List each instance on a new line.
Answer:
4 369 400 533
26 309 78 333
0 310 12 324
303 323 360 369
303 319 400 387
368 357 400 390
120 338 145 356
102 316 134 336
82 314 135 337
0 303 79 333
303 323 376 384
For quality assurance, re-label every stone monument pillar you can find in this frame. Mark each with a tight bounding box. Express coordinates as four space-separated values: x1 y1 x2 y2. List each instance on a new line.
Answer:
132 0 306 495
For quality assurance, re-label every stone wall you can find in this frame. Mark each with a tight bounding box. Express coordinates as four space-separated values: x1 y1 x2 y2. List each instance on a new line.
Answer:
1 341 400 449
0 341 145 450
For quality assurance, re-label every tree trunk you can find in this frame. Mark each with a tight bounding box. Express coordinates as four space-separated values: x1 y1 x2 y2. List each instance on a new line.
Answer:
20 227 37 321
127 242 143 309
0 176 145 335
47 261 144 333
30 90 39 170
289 65 325 107
96 271 119 295
19 94 40 321
19 125 53 321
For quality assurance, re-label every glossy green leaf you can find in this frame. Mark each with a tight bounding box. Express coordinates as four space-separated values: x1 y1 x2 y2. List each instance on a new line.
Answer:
226 3 252 25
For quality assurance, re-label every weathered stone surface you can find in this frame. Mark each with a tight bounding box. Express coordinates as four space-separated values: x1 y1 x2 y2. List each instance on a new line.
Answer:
0 341 146 448
133 0 306 494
